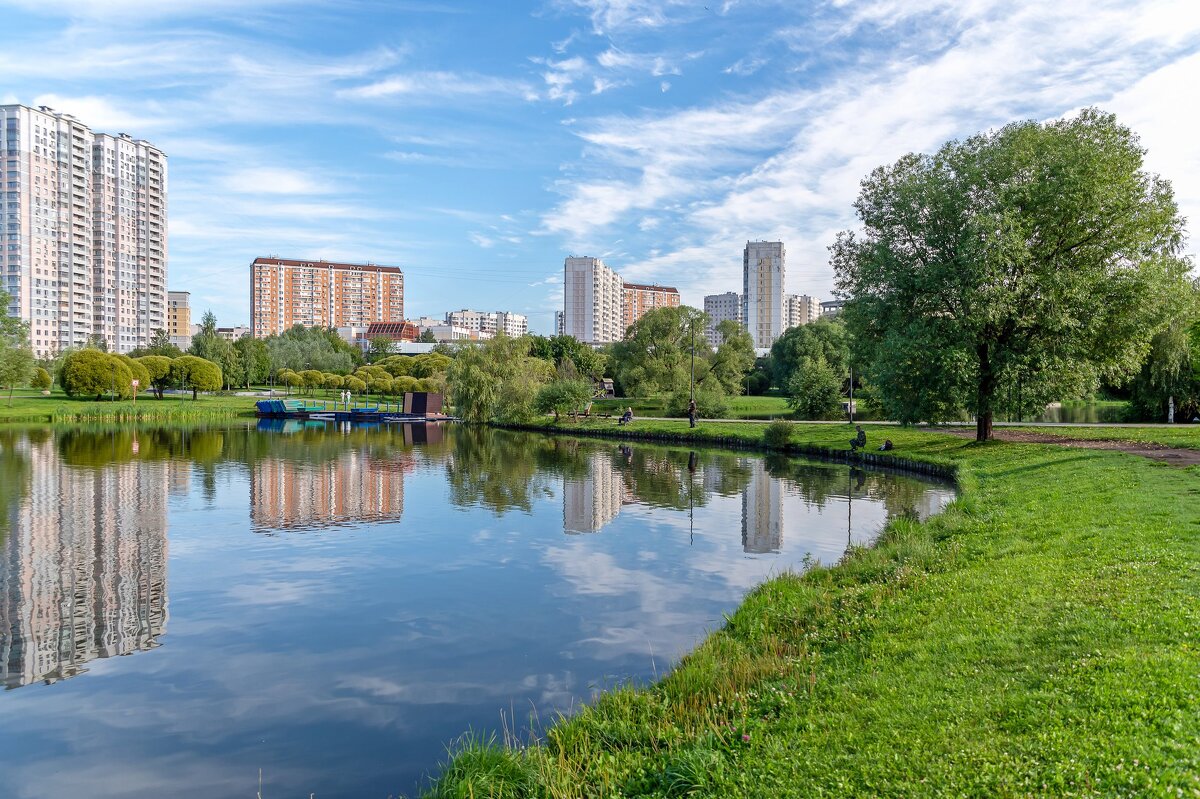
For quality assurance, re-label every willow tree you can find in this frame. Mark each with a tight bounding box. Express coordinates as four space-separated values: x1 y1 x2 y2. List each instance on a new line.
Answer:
833 108 1192 440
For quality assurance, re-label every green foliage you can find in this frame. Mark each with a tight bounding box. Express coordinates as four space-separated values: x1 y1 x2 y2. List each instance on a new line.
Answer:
411 353 452 379
115 355 151 394
31 367 51 391
666 388 727 418
378 355 413 376
265 324 358 374
133 328 183 358
786 354 845 420
323 373 344 392
769 317 849 389
529 334 607 378
233 335 271 387
366 336 394 362
835 108 1193 440
299 369 324 394
709 319 756 395
393 375 420 393
418 328 437 343
447 335 553 423
343 376 366 394
135 355 175 398
763 419 793 448
1126 310 1199 422
611 306 709 397
0 291 34 404
60 349 134 400
534 378 593 420
170 355 222 398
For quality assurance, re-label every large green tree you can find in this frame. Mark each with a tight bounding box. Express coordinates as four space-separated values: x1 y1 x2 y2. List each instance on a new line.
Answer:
529 334 607 379
447 335 552 423
708 320 756 395
136 355 175 398
0 291 34 406
265 325 357 374
833 109 1192 440
60 349 134 400
233 335 271 387
171 355 222 399
769 317 849 390
610 306 710 397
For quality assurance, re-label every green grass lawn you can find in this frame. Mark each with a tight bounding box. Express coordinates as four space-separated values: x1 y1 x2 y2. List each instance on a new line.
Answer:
426 418 1200 797
0 387 261 423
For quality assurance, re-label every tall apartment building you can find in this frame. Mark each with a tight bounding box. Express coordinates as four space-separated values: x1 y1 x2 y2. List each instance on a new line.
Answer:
555 310 565 337
167 290 191 349
250 257 404 338
784 294 819 329
1 104 167 355
563 256 623 344
621 282 680 329
742 241 785 349
446 309 529 338
704 291 742 347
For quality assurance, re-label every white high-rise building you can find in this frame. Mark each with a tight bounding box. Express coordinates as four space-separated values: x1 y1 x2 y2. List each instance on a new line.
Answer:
0 104 167 355
741 458 783 554
784 294 819 330
704 291 742 347
742 241 785 349
445 309 528 338
563 256 623 344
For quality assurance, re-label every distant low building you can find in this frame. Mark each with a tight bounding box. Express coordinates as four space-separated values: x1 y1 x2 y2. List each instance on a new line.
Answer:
704 292 742 347
622 282 680 329
445 309 529 338
785 294 819 329
216 325 250 341
820 300 845 317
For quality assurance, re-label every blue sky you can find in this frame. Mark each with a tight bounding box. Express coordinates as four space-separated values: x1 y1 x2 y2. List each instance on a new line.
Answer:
2 0 1198 333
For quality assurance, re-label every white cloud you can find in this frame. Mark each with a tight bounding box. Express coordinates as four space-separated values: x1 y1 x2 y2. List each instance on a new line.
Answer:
341 71 536 101
219 167 332 196
542 0 1200 305
30 93 164 132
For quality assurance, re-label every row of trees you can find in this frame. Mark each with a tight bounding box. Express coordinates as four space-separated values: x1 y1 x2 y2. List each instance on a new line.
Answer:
58 349 223 400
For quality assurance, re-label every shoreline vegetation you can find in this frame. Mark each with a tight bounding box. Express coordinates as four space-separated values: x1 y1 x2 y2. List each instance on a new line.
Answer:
421 418 1198 798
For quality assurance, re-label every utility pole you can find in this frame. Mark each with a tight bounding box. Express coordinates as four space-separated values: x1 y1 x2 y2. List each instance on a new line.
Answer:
848 366 854 424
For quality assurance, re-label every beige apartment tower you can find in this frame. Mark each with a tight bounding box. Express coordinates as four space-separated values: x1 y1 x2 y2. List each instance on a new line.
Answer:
621 282 680 329
167 290 191 349
563 256 624 344
785 294 819 329
0 104 167 355
743 241 785 349
250 257 404 338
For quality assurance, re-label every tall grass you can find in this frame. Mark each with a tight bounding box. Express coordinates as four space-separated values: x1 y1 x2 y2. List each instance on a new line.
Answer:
51 401 248 423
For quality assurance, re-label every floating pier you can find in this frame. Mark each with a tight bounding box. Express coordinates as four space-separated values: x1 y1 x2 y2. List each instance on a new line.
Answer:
255 392 450 424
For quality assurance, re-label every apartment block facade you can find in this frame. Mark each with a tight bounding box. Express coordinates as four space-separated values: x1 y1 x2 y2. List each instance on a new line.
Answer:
784 293 819 329
445 309 529 338
704 291 742 347
250 257 404 338
621 282 680 329
743 240 785 349
1 104 167 355
167 290 191 349
563 256 623 344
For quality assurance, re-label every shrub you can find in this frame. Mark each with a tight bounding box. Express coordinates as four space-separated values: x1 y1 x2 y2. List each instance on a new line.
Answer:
136 355 174 398
116 354 150 393
30 367 51 391
667 388 728 418
786 354 844 420
763 419 793 449
60 349 135 400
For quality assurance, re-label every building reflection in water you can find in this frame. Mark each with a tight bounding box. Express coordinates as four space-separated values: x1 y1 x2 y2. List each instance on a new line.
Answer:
0 436 170 690
741 459 783 554
563 451 631 534
250 450 412 533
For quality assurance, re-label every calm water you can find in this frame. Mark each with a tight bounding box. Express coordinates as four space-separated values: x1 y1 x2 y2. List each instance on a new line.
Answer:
0 423 953 798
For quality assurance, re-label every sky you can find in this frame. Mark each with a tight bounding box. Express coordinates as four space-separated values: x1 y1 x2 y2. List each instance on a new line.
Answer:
2 0 1198 333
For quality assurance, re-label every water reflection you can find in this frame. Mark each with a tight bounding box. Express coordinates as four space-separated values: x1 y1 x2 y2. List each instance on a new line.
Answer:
0 423 954 799
0 433 168 689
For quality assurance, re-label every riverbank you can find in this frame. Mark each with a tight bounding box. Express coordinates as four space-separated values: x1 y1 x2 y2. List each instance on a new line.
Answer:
425 418 1199 797
0 389 262 423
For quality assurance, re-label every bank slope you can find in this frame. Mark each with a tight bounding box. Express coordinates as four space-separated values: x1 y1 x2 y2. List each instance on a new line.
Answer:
424 421 1199 798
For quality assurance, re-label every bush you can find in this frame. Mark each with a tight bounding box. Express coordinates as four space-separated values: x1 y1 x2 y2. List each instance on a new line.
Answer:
136 355 174 398
763 420 793 449
30 367 51 391
786 355 844 420
667 388 728 418
60 349 135 400
116 354 150 393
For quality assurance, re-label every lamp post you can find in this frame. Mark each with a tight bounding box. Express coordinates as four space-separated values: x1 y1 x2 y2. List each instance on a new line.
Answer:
689 315 695 404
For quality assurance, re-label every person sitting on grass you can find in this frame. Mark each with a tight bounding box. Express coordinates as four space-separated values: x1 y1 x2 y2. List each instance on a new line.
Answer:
618 407 633 426
850 425 867 451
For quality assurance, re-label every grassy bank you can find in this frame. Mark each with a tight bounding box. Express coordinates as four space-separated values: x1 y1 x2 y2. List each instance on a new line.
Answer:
425 418 1199 797
0 388 259 423
589 395 793 420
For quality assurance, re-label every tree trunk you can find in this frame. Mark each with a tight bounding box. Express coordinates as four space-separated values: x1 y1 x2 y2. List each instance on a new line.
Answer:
7 385 12 407
976 343 995 442
192 387 198 400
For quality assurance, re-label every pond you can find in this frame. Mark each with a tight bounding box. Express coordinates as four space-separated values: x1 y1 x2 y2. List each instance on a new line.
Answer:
0 423 954 798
